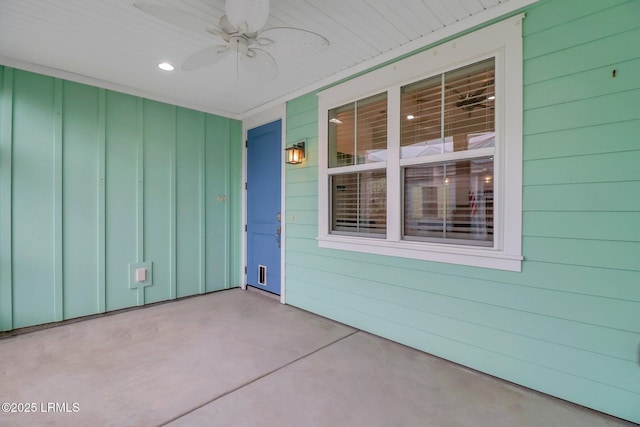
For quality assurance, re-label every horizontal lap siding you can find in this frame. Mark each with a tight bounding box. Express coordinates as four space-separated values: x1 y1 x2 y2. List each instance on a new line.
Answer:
284 0 640 422
519 2 640 421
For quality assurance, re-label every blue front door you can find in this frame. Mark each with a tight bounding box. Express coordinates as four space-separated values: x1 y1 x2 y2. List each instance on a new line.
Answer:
247 120 282 295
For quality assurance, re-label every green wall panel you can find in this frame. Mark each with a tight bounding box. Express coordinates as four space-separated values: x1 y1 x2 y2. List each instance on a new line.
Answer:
176 107 205 298
204 115 229 292
524 211 640 242
11 71 57 328
525 151 640 185
0 66 239 330
523 237 639 271
62 81 101 319
524 89 640 135
522 0 629 36
523 1 639 59
524 28 639 85
283 1 640 422
105 91 139 311
524 181 640 212
0 67 13 331
524 58 640 111
228 119 243 287
286 181 317 198
143 100 175 304
524 120 640 160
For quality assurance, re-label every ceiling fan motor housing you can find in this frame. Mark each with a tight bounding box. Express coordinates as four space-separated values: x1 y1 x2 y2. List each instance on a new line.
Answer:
229 35 250 54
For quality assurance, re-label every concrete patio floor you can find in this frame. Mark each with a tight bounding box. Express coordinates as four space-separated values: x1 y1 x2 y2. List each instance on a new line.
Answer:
0 288 634 426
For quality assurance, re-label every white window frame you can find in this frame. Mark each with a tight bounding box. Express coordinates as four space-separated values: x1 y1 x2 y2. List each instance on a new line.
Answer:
317 15 524 272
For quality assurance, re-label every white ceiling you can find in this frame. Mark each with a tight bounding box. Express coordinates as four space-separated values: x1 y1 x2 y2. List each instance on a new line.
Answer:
0 0 536 119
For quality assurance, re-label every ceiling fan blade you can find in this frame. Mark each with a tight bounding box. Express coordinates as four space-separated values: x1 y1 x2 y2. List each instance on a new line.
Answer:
182 45 230 71
240 48 278 80
134 2 221 37
257 27 329 57
471 87 488 97
225 0 270 34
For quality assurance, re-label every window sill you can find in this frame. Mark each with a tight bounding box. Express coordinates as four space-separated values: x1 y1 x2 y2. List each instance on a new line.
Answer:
317 235 522 272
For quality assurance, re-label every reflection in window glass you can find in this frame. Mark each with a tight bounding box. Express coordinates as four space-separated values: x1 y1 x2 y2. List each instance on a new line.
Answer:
328 103 355 167
444 59 495 152
403 157 493 245
328 93 387 167
331 170 387 236
400 58 495 159
401 75 442 156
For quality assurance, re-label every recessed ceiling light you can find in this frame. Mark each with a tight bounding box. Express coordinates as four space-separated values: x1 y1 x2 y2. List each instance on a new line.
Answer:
487 95 496 100
406 114 415 120
329 118 342 124
158 62 175 71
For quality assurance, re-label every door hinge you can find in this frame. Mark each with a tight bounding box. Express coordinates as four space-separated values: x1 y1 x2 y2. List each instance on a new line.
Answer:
245 224 247 232
245 140 248 148
244 266 247 274
245 182 247 190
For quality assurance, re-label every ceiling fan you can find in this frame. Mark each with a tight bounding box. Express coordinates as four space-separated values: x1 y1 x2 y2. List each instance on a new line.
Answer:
134 0 330 80
451 78 495 113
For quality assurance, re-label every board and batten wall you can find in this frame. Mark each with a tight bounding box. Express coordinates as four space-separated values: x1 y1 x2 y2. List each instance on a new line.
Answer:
284 0 640 423
0 67 242 331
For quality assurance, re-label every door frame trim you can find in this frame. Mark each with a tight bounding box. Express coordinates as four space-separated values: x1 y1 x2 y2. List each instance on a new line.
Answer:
242 105 287 303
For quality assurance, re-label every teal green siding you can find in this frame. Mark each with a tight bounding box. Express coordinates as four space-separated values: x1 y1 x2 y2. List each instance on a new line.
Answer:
105 91 139 311
0 67 13 329
205 115 231 292
284 0 640 423
11 70 57 326
176 107 205 297
228 119 243 287
0 67 242 330
62 81 102 319
143 100 175 304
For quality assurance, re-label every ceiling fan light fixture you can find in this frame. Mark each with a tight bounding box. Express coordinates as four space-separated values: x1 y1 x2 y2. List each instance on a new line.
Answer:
225 0 270 34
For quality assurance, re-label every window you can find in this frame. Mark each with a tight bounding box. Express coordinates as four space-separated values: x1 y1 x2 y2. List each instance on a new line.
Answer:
403 158 494 245
328 93 388 236
401 59 495 246
317 16 524 271
331 170 387 236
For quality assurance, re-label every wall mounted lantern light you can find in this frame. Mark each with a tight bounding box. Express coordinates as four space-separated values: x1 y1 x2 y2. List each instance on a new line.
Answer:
285 141 305 165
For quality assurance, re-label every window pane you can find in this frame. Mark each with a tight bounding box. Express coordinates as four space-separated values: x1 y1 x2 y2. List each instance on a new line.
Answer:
328 92 387 167
444 58 495 152
331 170 387 236
403 157 493 245
328 103 355 167
401 75 444 157
400 58 494 159
356 93 387 164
